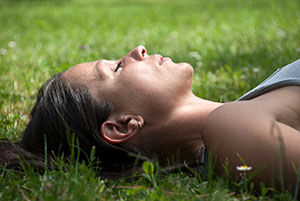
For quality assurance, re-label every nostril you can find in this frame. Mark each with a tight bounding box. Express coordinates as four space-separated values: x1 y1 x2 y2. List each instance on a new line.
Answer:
140 46 147 57
132 46 147 61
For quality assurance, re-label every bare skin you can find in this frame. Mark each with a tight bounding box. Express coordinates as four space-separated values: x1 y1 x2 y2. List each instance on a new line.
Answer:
202 86 300 191
63 46 300 192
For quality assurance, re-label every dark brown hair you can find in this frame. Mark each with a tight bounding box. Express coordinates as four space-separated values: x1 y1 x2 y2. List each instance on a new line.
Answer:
0 73 143 179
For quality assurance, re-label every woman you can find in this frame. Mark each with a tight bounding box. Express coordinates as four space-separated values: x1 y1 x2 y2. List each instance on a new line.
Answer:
1 46 300 192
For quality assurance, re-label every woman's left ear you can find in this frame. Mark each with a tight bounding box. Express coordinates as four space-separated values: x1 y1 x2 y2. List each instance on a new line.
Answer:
100 115 144 144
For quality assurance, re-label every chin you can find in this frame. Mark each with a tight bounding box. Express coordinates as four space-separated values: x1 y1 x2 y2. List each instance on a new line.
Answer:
179 62 194 76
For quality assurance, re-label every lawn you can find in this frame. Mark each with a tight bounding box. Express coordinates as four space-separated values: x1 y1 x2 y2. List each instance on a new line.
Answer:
0 0 300 200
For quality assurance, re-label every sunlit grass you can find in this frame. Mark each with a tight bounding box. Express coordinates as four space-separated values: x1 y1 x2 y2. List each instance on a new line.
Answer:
1 0 300 199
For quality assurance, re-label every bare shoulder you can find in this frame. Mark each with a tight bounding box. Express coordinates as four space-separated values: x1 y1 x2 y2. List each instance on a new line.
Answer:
201 101 270 137
201 99 300 180
200 89 300 190
202 86 300 137
201 99 300 164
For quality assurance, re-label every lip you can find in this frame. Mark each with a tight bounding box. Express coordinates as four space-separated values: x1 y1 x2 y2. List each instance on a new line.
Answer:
161 57 171 64
156 54 163 65
156 54 172 65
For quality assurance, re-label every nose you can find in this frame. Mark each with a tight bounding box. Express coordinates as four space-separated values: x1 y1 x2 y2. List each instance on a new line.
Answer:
129 46 147 61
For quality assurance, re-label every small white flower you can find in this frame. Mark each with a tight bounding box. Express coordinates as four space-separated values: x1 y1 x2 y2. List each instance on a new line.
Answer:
189 51 202 61
253 67 260 73
196 61 203 68
8 41 16 48
240 74 246 80
242 67 249 73
236 165 252 171
0 48 7 55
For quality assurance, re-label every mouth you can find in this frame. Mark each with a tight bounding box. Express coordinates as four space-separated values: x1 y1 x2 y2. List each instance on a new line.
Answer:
158 54 171 65
158 55 163 65
161 57 171 65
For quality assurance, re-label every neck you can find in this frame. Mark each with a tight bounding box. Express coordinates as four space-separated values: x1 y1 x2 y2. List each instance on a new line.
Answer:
172 93 223 131
144 93 224 162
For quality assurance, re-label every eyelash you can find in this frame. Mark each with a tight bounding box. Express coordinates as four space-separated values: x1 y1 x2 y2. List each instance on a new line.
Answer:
115 61 122 72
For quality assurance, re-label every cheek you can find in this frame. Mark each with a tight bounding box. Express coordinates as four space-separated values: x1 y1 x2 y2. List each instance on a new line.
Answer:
120 75 157 97
114 75 164 108
114 64 193 103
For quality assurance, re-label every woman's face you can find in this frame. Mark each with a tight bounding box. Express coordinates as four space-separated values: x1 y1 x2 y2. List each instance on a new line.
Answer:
63 46 194 116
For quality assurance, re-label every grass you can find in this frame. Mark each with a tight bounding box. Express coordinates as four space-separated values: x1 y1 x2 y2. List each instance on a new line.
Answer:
0 0 300 199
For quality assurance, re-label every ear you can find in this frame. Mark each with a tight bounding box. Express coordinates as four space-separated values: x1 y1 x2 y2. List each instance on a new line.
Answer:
101 115 144 144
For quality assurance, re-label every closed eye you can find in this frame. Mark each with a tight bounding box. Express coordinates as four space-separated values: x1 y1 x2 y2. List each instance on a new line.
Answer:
115 61 122 72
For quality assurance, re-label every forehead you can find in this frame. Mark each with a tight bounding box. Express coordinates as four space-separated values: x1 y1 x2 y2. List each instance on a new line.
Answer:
63 61 100 85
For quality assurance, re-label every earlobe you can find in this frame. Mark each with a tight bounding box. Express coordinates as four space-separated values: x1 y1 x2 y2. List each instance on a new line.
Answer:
100 115 144 144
